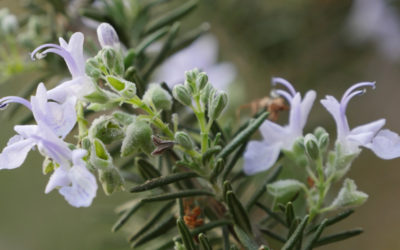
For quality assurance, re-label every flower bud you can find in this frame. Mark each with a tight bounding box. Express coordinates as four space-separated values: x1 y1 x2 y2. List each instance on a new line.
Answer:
101 48 124 76
330 178 368 209
304 134 319 160
121 120 153 156
143 83 172 111
318 132 329 152
112 111 136 126
208 91 228 121
200 83 214 104
106 75 137 98
172 84 192 106
84 84 119 104
174 131 193 150
267 179 305 198
196 72 208 90
184 69 199 94
90 138 113 169
98 166 125 195
314 126 327 139
85 57 102 79
97 22 120 49
88 115 124 144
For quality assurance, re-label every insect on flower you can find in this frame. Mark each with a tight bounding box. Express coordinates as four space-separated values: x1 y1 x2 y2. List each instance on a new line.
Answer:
236 96 288 121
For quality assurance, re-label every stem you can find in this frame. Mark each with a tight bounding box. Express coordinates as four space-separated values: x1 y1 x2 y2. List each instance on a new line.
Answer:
193 96 209 154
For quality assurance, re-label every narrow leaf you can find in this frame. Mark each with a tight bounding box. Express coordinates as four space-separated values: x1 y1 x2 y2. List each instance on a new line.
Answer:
177 217 196 250
281 215 309 250
129 201 175 242
132 215 176 247
130 172 198 192
255 202 286 227
217 112 268 160
259 227 286 243
143 0 197 35
142 189 214 202
307 209 354 234
199 233 212 250
303 219 328 250
233 225 258 250
112 200 143 232
226 191 252 234
313 228 363 247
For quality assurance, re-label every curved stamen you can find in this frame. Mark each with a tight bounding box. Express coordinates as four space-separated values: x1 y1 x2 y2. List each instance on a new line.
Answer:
271 77 297 96
340 82 375 105
0 96 32 110
275 89 293 104
31 45 80 77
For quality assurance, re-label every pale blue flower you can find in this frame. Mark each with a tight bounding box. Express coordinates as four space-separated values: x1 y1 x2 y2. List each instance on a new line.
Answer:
45 149 97 208
153 34 236 90
243 78 316 175
31 32 95 103
321 82 400 159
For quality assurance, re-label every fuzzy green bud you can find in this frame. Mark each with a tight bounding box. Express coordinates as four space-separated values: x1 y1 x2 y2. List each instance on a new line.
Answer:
314 127 327 139
318 132 330 152
208 91 228 120
106 75 137 99
267 179 305 198
98 167 125 195
121 120 154 156
112 111 136 126
174 131 193 150
143 83 172 111
90 138 113 169
200 83 214 105
88 116 124 144
42 157 55 175
85 57 102 79
101 48 124 76
172 84 192 106
184 68 199 94
196 72 208 90
304 134 319 160
330 178 368 209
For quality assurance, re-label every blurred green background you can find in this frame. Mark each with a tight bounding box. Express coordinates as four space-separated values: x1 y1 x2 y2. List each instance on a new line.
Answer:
1 0 400 249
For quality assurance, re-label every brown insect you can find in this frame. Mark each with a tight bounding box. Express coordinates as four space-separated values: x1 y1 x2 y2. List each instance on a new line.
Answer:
183 199 204 229
236 96 289 121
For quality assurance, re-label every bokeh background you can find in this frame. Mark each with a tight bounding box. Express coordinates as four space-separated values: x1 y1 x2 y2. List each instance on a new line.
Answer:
1 0 400 249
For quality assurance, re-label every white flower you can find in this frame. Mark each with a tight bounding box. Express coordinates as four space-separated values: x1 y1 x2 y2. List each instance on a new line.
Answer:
321 82 400 159
152 34 236 90
243 78 316 175
31 32 95 103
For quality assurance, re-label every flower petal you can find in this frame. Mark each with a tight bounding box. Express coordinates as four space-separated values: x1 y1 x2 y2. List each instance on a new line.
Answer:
321 95 349 139
299 90 316 129
0 136 36 169
259 120 287 143
365 129 400 159
348 119 386 146
45 166 70 193
47 76 94 103
243 141 281 175
59 164 97 207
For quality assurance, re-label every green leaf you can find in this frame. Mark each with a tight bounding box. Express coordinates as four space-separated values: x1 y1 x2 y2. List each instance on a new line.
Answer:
303 219 328 250
281 215 309 250
131 215 177 248
129 201 175 242
135 26 169 57
307 209 354 235
267 179 305 199
233 225 258 250
255 202 287 227
177 217 196 250
217 112 268 160
226 191 252 235
130 172 198 192
112 200 143 232
313 228 363 247
259 227 286 243
143 0 197 35
137 159 162 180
222 143 247 180
199 233 212 250
142 189 214 202
285 202 295 228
